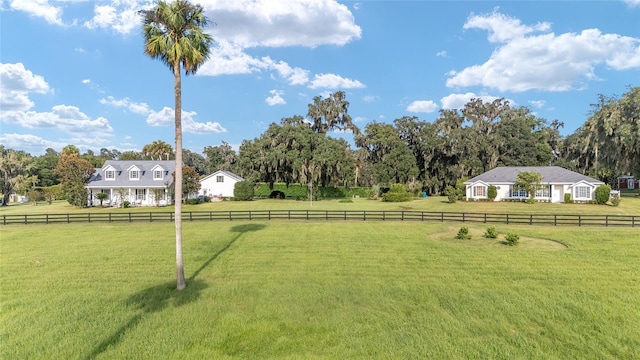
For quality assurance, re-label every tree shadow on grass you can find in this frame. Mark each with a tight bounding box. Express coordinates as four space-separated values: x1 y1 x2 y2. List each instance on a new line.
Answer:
188 223 266 281
85 224 265 359
85 279 207 360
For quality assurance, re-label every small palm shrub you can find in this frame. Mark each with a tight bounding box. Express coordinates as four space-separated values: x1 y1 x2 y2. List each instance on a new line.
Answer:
445 185 457 203
484 225 498 239
456 226 471 240
487 185 497 201
505 233 519 246
611 194 621 207
564 193 573 203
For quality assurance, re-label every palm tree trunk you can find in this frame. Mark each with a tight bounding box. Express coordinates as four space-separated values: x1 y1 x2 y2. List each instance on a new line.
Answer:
174 61 186 291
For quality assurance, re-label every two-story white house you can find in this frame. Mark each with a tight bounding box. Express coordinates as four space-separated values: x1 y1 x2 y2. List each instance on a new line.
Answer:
86 160 175 207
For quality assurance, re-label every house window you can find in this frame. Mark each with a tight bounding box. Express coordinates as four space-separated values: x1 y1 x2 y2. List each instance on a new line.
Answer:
575 186 589 199
510 186 527 198
216 175 224 183
130 170 139 180
105 170 115 180
535 185 551 198
136 189 146 201
473 185 486 197
153 170 163 180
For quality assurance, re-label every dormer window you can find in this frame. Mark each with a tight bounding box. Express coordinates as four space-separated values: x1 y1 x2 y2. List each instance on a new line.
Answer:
130 170 140 180
154 170 163 180
105 170 115 180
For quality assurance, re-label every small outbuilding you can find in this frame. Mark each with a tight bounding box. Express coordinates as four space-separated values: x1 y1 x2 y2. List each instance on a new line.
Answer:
617 175 636 190
198 170 244 200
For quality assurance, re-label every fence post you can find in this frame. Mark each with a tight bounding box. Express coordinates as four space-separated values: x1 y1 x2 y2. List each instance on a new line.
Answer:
462 213 465 222
88 213 91 223
25 215 28 225
109 213 112 223
605 215 608 227
67 214 70 223
554 214 557 226
578 215 581 227
306 210 309 220
150 212 153 222
441 212 444 222
170 213 173 222
484 213 487 223
506 214 509 224
129 213 132 222
530 214 532 225
46 214 49 225
3 215 5 225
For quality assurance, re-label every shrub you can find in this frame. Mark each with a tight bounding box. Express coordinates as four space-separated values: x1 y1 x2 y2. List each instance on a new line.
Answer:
381 183 413 202
369 185 381 200
234 181 255 201
487 185 497 201
505 233 519 246
455 177 467 200
611 194 621 207
595 184 611 204
444 185 457 203
456 226 471 240
269 190 285 199
186 198 200 205
484 226 498 239
123 201 130 208
564 193 573 204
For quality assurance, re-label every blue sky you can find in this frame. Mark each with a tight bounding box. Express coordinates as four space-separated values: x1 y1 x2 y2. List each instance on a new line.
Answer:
1 0 639 156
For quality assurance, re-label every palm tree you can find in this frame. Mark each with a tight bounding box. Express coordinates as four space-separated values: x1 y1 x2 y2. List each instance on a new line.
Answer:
140 0 213 290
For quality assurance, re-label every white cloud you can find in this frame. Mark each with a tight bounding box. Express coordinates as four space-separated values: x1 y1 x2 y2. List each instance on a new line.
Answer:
625 0 640 6
0 133 67 154
529 100 546 108
201 0 361 48
265 90 286 106
440 93 503 110
9 0 64 25
0 63 51 111
308 73 365 89
436 50 448 57
81 79 91 84
448 11 640 92
84 3 143 35
406 100 439 113
99 96 150 115
0 105 113 134
146 107 226 134
362 95 378 103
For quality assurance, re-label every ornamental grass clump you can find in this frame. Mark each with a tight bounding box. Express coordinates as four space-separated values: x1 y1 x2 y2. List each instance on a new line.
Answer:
456 226 471 240
505 233 519 246
484 225 498 239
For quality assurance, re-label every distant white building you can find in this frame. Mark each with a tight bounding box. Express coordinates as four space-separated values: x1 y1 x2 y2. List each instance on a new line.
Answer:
198 170 244 199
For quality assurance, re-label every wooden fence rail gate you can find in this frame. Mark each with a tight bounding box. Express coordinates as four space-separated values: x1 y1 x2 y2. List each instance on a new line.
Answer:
1 210 637 227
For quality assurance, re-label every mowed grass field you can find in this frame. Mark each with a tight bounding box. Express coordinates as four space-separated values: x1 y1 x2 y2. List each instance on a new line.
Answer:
2 220 639 359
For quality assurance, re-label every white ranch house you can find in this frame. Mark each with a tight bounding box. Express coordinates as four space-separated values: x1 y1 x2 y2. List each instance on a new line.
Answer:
198 170 244 200
87 160 175 207
464 166 604 203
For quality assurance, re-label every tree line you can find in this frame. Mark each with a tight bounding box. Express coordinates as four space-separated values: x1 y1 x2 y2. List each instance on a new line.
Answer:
1 87 638 206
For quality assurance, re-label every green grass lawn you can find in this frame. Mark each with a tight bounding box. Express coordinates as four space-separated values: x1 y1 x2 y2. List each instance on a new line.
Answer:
2 221 639 359
2 194 639 216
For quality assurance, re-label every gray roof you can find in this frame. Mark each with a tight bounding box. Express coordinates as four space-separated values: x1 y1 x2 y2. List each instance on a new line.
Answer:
465 166 603 185
87 160 176 188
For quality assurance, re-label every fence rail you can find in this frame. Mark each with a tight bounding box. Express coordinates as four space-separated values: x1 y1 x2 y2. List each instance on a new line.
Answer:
1 210 637 227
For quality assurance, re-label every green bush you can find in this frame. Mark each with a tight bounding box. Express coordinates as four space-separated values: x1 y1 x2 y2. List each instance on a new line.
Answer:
564 193 573 204
611 194 621 207
595 184 611 204
487 185 497 201
456 226 471 240
505 233 519 246
123 201 130 208
444 185 457 203
484 226 498 239
233 181 255 201
186 198 200 205
381 183 413 202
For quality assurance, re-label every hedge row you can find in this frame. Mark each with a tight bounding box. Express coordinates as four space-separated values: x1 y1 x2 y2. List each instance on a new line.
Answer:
254 183 370 199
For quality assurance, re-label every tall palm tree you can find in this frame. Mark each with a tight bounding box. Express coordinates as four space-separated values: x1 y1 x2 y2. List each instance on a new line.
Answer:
140 0 213 290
